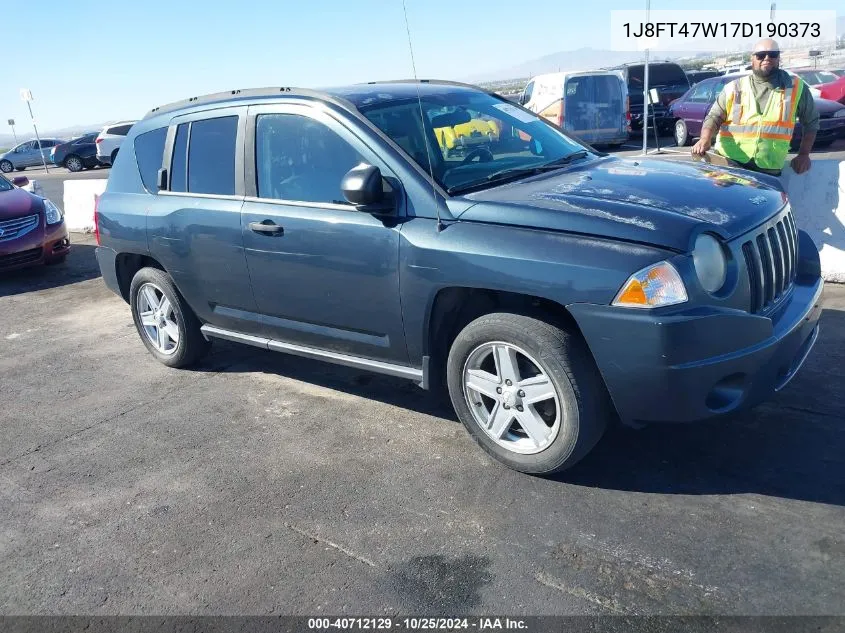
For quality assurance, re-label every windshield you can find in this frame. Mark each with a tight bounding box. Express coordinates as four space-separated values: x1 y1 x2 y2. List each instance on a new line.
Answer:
359 90 592 194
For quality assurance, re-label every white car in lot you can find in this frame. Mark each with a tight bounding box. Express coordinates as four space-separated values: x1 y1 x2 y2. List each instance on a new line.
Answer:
95 121 137 166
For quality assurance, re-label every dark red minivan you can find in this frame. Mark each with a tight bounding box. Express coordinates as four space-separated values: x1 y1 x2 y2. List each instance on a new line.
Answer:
0 174 70 271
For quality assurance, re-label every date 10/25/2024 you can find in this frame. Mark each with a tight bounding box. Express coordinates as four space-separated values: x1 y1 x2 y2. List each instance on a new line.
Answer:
307 618 528 630
623 22 821 39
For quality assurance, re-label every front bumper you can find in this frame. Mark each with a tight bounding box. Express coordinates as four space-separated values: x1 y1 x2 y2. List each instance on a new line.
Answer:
0 222 70 271
569 275 824 426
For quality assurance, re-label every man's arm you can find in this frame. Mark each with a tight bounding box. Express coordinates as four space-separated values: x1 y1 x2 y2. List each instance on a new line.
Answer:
791 83 819 174
692 86 728 155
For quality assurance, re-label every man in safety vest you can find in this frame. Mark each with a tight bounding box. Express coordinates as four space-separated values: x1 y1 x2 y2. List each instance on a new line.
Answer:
691 39 819 176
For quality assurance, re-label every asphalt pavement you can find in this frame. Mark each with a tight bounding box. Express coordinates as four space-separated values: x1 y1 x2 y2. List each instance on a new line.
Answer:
1 232 844 615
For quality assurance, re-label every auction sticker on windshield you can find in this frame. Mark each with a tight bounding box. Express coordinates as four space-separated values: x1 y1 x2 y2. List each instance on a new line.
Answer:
493 103 537 124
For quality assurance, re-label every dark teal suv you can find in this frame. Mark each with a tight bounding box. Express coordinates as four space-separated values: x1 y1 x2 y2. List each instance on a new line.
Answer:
94 81 824 475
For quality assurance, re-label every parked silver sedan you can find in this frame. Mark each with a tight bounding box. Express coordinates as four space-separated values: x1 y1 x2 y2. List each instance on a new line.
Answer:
0 139 65 173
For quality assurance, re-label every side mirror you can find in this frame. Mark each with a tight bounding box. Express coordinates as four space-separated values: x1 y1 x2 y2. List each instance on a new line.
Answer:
12 176 29 187
341 164 384 207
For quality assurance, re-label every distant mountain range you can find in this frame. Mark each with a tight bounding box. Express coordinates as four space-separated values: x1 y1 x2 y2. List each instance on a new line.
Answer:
466 17 845 83
464 48 689 83
0 123 109 150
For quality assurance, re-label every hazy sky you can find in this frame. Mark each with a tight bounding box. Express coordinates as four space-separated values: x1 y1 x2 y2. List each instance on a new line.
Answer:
3 0 842 132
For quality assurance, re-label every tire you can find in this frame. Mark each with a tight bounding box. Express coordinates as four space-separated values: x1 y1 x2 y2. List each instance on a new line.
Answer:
129 267 210 368
674 119 690 147
15 167 25 172
64 155 84 172
110 149 119 165
0 160 12 173
446 312 612 475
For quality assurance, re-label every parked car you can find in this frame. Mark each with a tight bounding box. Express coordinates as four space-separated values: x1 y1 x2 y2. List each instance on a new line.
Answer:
51 132 102 172
668 73 845 148
817 75 845 105
0 139 65 173
605 61 691 134
95 121 137 166
94 81 823 475
519 70 629 147
0 174 69 271
792 68 842 87
685 69 723 85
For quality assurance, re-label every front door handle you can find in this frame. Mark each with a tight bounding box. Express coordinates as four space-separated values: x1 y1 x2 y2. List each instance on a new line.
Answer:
249 220 284 236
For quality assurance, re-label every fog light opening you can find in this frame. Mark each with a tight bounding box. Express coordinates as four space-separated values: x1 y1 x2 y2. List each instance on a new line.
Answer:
705 373 748 412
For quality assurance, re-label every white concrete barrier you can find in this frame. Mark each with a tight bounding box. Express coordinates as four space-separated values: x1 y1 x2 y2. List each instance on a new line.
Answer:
63 179 107 232
781 160 845 283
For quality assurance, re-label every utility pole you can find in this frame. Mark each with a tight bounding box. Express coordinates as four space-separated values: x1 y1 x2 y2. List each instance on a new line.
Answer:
7 119 17 145
19 89 49 174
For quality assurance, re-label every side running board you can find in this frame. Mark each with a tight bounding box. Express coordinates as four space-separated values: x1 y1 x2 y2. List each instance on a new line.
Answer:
200 324 427 387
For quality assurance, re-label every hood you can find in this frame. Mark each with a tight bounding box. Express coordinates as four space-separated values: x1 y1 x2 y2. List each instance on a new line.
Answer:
454 156 786 251
0 187 42 220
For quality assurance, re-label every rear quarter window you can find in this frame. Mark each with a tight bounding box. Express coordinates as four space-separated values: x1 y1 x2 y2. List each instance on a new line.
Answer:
134 127 167 193
109 124 133 136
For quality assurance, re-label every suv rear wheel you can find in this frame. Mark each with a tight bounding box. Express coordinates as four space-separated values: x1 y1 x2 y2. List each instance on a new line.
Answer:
446 313 611 474
129 267 210 368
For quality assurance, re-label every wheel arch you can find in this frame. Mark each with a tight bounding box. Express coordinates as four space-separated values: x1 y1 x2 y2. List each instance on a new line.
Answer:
423 286 588 393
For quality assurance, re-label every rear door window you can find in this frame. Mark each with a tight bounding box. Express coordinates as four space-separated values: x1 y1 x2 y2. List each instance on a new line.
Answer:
186 116 238 196
109 124 133 136
134 127 167 193
688 82 714 102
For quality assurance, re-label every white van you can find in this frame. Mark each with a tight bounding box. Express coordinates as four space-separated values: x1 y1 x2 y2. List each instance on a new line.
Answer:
518 70 629 146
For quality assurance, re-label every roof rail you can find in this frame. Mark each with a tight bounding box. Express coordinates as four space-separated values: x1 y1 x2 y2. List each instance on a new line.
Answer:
141 86 338 120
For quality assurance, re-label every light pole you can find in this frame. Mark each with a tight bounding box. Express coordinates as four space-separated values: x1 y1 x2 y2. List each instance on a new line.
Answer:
642 0 651 155
19 88 49 174
7 119 18 145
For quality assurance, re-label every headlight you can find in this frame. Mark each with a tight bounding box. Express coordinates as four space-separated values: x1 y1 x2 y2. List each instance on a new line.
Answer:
43 199 64 225
834 109 845 118
612 261 688 309
692 233 727 293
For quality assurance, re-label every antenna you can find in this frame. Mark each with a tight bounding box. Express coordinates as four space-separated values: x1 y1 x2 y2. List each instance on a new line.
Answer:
401 0 444 232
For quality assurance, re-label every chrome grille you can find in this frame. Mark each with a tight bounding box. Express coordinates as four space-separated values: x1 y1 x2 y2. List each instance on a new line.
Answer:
741 209 797 314
0 213 39 242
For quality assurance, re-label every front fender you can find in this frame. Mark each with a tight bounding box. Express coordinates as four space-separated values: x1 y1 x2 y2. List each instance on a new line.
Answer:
398 217 675 365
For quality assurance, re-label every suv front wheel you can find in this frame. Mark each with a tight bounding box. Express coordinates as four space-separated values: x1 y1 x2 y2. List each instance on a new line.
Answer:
446 313 611 474
129 267 210 368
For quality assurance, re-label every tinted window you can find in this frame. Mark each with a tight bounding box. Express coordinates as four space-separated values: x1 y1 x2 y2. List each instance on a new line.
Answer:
38 140 55 148
255 114 363 204
170 123 189 193
187 116 238 195
134 127 167 193
109 124 133 136
625 63 689 89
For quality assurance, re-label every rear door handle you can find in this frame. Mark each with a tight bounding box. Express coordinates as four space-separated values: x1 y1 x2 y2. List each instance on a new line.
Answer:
249 221 284 236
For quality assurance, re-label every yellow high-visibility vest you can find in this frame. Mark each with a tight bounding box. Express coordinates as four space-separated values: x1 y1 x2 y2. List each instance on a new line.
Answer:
714 74 803 170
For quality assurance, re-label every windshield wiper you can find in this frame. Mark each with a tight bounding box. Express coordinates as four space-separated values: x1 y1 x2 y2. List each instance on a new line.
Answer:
446 150 590 195
485 150 590 182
